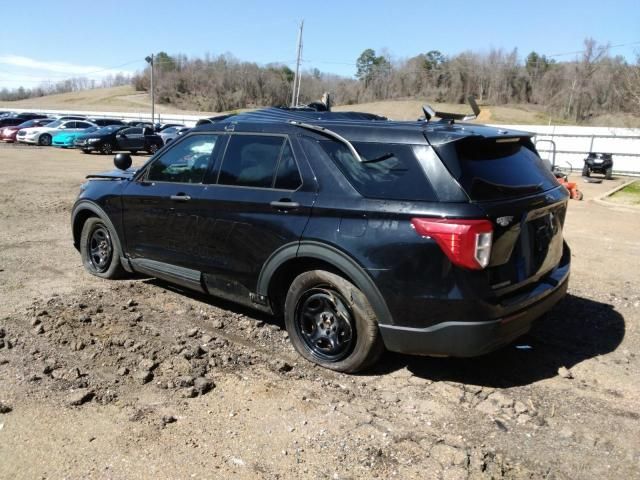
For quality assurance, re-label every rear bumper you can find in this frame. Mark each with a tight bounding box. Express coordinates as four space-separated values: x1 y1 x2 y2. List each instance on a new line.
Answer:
379 263 569 357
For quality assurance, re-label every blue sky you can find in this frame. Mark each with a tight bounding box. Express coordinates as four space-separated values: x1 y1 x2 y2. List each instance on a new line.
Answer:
1 0 639 89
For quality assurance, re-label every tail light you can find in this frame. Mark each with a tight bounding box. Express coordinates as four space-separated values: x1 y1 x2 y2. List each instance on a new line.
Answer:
411 218 493 270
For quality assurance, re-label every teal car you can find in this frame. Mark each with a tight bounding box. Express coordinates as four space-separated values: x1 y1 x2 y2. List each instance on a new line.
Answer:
52 126 99 148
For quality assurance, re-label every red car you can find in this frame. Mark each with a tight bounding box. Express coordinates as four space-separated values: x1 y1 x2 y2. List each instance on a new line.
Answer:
1 118 54 142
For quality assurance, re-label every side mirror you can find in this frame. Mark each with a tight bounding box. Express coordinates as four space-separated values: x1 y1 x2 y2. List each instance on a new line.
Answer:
114 153 132 170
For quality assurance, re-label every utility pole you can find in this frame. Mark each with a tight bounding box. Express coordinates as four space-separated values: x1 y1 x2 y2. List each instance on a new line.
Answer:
291 20 304 107
145 54 155 125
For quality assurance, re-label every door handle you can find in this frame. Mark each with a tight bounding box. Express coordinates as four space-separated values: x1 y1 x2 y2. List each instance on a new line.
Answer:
170 194 191 201
270 200 300 211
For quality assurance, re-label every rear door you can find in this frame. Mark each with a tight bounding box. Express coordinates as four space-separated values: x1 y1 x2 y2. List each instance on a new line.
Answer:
195 133 317 304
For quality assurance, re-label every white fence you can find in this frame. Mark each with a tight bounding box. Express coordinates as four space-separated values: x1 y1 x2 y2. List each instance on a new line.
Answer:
0 106 204 127
492 124 640 175
3 106 640 175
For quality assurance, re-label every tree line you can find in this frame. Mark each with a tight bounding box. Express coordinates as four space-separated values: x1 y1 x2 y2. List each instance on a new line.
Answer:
2 38 639 123
132 38 639 122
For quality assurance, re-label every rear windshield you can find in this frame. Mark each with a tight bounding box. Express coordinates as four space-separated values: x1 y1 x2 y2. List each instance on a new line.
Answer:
434 138 558 201
303 138 436 201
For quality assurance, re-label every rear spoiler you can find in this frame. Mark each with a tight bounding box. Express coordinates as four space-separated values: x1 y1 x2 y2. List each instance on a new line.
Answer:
422 96 481 123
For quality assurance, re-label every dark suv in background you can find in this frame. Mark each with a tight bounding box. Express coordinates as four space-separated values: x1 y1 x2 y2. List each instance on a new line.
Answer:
71 108 570 372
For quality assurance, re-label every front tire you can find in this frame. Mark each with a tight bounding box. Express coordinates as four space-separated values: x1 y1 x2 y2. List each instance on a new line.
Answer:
82 149 90 154
284 270 384 373
39 134 52 146
80 217 126 279
147 143 159 154
605 167 613 180
582 165 590 177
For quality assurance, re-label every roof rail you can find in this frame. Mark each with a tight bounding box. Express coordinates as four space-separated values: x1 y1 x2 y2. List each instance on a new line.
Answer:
288 120 363 162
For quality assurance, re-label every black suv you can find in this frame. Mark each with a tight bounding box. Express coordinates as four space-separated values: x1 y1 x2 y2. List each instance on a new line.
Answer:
75 125 163 155
582 152 613 179
71 108 570 372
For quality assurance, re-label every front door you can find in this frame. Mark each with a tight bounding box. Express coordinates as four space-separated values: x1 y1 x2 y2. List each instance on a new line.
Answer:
117 127 144 150
121 133 222 289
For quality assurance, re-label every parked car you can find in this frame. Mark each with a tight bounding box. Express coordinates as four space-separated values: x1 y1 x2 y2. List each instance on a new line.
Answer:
0 117 31 129
17 119 96 146
74 125 163 154
55 115 88 121
158 126 190 145
71 107 570 372
14 113 48 120
156 123 184 132
0 118 54 143
52 126 99 148
582 152 613 179
88 118 126 127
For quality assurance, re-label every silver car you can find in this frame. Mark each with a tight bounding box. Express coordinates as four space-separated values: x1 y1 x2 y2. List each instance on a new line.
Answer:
159 126 190 145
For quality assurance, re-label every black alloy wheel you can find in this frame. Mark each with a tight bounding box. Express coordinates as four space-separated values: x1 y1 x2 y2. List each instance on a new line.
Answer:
294 286 356 362
284 270 383 372
101 142 113 155
87 225 113 273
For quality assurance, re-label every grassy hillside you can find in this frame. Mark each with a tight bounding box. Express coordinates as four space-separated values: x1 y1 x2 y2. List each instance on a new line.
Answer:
3 87 638 127
1 86 216 116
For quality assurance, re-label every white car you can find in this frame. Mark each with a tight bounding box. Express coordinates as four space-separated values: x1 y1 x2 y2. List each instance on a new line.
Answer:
16 119 96 146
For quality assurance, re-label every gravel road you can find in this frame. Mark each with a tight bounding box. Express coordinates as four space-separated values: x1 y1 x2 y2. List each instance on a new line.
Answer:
0 144 638 479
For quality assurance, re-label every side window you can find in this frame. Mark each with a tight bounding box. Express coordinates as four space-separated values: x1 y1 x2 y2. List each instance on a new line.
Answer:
147 134 218 184
218 135 284 188
77 122 92 129
274 141 302 190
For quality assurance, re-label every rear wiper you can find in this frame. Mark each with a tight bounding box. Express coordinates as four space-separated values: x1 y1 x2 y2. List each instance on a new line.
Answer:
360 152 394 163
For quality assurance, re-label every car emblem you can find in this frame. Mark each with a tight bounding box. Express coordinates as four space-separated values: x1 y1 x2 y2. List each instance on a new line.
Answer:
496 216 513 227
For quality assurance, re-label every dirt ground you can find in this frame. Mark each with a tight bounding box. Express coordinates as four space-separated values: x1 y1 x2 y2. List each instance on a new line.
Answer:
0 143 639 480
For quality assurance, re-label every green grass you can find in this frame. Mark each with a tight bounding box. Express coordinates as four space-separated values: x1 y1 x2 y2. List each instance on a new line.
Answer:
609 181 640 205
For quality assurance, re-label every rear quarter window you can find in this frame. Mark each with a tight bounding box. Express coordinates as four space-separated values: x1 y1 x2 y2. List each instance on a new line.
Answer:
302 138 436 201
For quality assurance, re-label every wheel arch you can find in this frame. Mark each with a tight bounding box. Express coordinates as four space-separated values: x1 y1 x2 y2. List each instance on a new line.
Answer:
258 241 393 326
72 201 118 251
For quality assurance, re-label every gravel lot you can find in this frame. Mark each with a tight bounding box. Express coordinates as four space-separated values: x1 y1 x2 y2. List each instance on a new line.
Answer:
0 143 639 479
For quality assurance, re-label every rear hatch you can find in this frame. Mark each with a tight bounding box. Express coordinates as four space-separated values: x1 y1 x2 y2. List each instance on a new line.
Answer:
432 134 568 296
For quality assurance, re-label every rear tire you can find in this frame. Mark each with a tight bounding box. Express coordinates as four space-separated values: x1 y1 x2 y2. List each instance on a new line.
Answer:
79 217 127 279
284 270 384 373
100 142 113 155
82 149 90 154
147 143 159 154
582 165 590 177
130 150 138 155
605 167 613 180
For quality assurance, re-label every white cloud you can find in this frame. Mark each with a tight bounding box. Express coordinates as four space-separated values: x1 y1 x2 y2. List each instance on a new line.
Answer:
0 54 136 89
